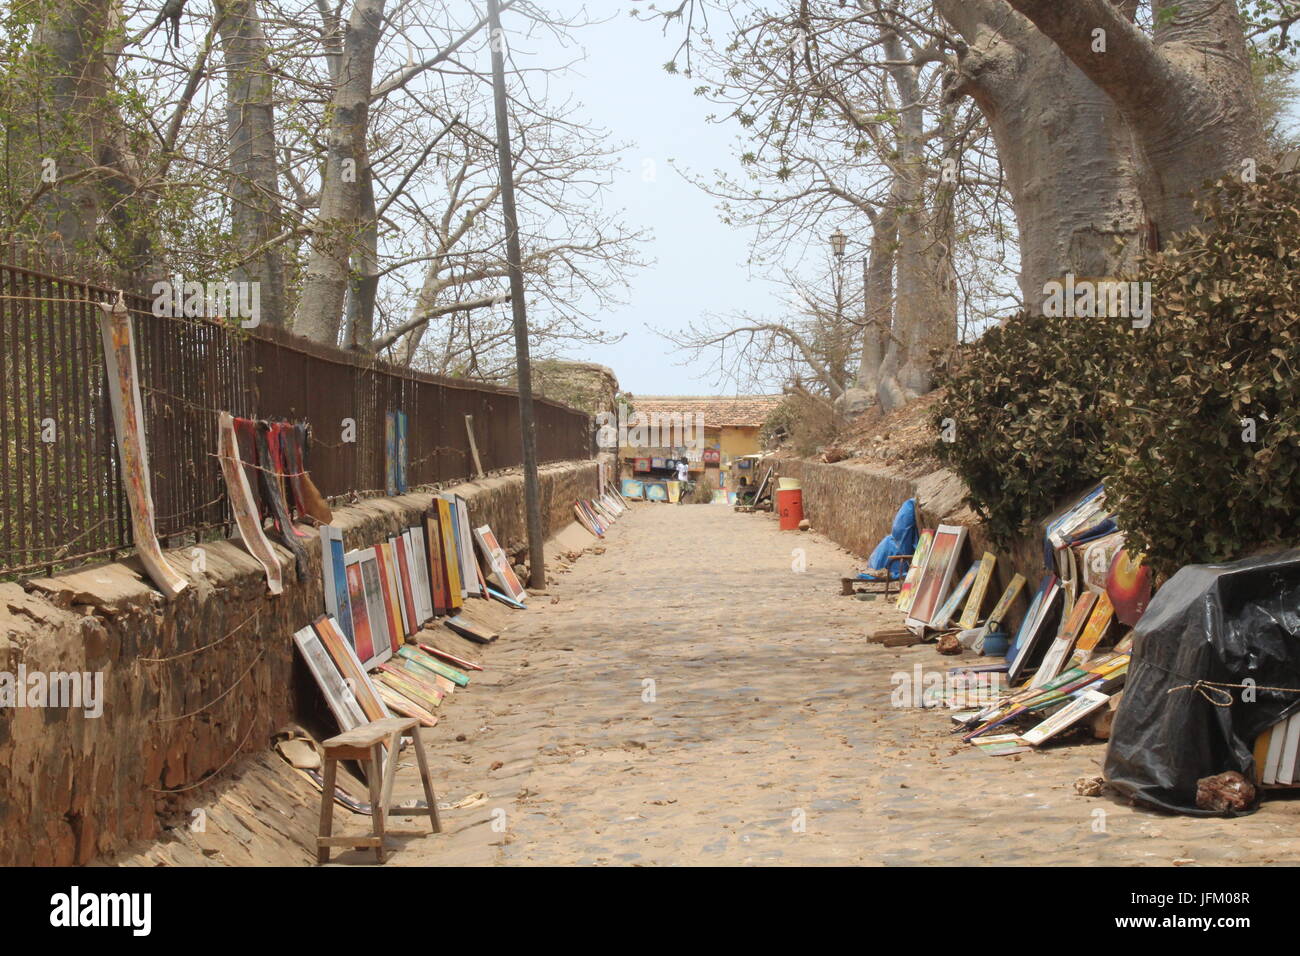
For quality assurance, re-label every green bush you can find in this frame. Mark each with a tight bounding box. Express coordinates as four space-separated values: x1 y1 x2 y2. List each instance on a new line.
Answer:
933 311 1131 545
1104 170 1300 572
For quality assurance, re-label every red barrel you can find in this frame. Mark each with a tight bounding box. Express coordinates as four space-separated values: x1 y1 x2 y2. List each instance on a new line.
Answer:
777 489 804 530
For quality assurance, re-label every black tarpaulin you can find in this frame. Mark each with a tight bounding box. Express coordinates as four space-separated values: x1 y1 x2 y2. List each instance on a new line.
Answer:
1104 548 1300 815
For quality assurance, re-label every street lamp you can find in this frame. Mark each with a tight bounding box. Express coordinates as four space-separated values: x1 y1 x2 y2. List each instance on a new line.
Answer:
829 227 847 259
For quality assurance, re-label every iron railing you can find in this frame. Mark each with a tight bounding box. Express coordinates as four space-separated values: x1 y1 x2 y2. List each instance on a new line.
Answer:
0 254 592 577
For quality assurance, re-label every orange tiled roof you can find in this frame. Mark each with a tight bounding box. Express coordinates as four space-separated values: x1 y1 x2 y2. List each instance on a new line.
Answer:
630 395 783 428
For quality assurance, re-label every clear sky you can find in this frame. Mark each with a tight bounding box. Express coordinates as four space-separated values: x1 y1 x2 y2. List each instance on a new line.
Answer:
516 3 791 396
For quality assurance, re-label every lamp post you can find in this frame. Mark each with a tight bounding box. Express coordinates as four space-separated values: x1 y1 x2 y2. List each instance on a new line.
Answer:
829 227 868 336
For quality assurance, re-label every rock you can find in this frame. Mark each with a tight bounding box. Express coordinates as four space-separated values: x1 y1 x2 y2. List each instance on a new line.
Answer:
835 387 875 419
798 519 811 531
1195 771 1255 813
936 632 962 655
1074 775 1105 797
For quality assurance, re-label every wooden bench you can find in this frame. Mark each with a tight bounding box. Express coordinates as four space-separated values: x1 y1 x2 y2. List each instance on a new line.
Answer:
317 716 441 864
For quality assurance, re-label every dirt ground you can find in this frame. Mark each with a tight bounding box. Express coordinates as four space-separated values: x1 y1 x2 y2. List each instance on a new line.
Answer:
351 502 1298 867
112 500 1300 867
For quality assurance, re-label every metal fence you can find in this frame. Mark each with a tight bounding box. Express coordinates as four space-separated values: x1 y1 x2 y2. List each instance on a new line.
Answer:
0 254 592 577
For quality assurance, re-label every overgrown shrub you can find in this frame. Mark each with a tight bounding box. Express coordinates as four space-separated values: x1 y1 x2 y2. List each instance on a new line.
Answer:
690 473 717 504
933 311 1131 545
1104 170 1300 572
760 393 840 457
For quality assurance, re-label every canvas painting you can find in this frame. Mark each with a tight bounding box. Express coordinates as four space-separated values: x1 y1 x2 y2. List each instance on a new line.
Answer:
1029 591 1097 688
1075 591 1116 653
474 524 527 603
958 553 997 630
621 478 644 499
408 526 435 623
343 554 375 664
372 542 405 653
312 616 388 721
454 496 481 597
905 524 968 629
931 561 980 631
294 626 367 733
424 513 449 616
435 498 464 610
356 548 393 669
1008 576 1063 684
319 524 352 642
982 572 1027 635
646 482 668 502
896 529 933 613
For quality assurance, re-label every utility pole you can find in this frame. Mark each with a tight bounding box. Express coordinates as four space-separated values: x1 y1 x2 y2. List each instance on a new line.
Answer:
487 0 546 590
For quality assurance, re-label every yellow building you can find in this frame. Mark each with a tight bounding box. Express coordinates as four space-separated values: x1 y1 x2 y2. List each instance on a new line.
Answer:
618 395 782 497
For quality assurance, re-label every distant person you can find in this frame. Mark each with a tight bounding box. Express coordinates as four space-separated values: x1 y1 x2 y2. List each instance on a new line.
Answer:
676 458 690 483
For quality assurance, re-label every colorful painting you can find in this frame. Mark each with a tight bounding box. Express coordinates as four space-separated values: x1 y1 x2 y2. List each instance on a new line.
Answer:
434 499 464 610
1008 575 1063 684
896 529 934 613
667 481 681 503
392 535 417 635
1029 591 1097 688
474 525 527 603
408 526 434 622
634 457 651 473
621 478 644 499
220 412 282 594
319 524 352 642
424 512 449 616
931 561 980 631
1107 548 1152 626
372 542 405 653
312 616 389 722
645 482 668 502
358 549 393 667
344 557 375 664
453 495 481 597
957 552 996 630
293 626 367 733
1076 591 1115 653
982 572 1026 634
905 524 968 629
98 300 188 599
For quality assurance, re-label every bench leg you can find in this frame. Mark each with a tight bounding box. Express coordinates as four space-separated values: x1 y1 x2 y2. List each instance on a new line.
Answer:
317 756 338 864
378 731 401 822
410 726 442 833
369 743 386 863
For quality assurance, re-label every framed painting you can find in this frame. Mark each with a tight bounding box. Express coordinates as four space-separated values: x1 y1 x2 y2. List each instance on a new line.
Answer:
474 524 527 603
408 526 435 624
1029 590 1097 688
645 482 668 502
354 548 393 669
319 524 352 642
621 478 644 499
905 524 968 629
392 534 418 633
424 512 449 616
957 553 997 630
435 498 464 610
453 495 481 597
1008 575 1063 684
982 572 1027 636
372 542 405 653
294 625 367 733
312 616 388 721
343 551 376 665
931 560 980 631
896 529 933 613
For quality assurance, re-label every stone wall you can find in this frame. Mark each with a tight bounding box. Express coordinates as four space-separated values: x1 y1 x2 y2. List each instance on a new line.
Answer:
0 460 595 866
771 456 1042 625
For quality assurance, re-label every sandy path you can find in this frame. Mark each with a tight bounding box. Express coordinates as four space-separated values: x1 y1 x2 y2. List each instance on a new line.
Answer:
370 503 1300 866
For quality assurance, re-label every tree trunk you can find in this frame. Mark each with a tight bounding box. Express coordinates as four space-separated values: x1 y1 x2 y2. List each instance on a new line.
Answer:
25 0 113 258
292 0 386 344
855 206 895 397
1001 0 1264 240
217 0 288 326
939 0 1145 309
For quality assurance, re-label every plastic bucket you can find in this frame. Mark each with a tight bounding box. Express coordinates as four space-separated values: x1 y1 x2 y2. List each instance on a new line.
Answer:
777 489 804 530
